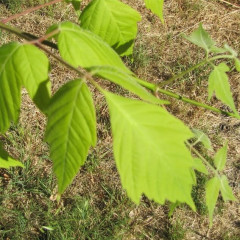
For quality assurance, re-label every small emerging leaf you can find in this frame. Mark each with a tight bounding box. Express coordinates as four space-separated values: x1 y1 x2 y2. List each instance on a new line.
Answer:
45 79 96 194
184 24 215 53
144 0 164 23
235 58 240 72
0 143 24 169
193 158 208 175
208 63 237 114
219 175 236 201
192 128 212 151
224 44 237 57
214 143 227 171
205 177 220 227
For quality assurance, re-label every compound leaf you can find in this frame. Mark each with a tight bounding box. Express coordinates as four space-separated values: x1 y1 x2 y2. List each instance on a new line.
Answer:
192 128 212 151
219 175 236 201
15 44 51 112
213 144 227 171
0 142 24 169
206 177 220 227
184 24 215 54
57 21 130 73
90 66 168 104
80 0 141 56
208 63 237 114
144 0 164 23
104 91 195 209
0 42 22 133
45 79 96 194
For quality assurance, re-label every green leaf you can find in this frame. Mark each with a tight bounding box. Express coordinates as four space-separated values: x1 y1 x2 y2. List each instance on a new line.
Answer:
80 0 141 56
0 143 24 169
208 63 237 114
205 177 220 227
213 144 227 171
65 0 81 11
184 24 215 53
224 44 237 57
144 0 164 23
104 91 195 209
219 175 236 201
90 66 168 104
45 79 96 194
192 128 212 151
235 58 240 72
209 45 226 54
193 158 208 175
57 21 130 73
15 44 51 112
0 42 22 133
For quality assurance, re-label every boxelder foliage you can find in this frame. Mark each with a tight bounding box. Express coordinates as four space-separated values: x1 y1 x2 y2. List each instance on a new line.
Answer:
0 0 239 226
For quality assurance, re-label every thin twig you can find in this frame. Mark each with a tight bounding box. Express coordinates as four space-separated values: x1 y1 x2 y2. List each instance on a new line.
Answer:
1 0 62 24
217 0 240 9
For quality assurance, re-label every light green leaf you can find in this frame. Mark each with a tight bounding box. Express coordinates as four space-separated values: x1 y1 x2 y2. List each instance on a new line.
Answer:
192 128 212 151
193 158 208 175
205 177 220 227
80 0 141 56
57 21 130 73
0 42 22 133
104 91 195 209
15 44 51 112
224 44 237 57
219 175 236 201
144 0 164 23
184 24 215 53
45 79 96 194
209 45 226 54
235 58 240 72
213 144 227 171
90 66 168 104
208 63 237 114
0 143 24 169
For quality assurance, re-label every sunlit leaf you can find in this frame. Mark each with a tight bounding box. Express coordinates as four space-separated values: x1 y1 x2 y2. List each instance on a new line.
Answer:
144 0 164 23
205 177 220 227
0 42 21 133
208 63 237 114
192 128 212 151
193 158 208 175
219 175 236 201
104 91 195 209
0 142 24 169
184 24 215 53
235 58 240 72
213 144 227 171
57 21 130 73
90 66 168 104
45 79 96 194
80 0 141 56
16 44 51 112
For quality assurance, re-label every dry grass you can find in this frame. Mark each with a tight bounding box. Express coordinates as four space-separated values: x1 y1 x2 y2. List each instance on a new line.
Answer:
0 0 240 239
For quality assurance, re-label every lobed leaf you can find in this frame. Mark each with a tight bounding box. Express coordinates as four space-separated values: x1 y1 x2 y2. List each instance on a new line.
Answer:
57 21 130 73
90 66 168 104
45 79 96 194
213 144 227 171
184 24 215 54
208 63 237 114
144 0 164 23
219 175 236 201
205 177 220 227
0 143 24 169
80 0 141 56
104 91 195 209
